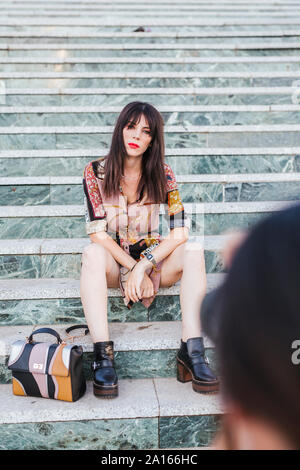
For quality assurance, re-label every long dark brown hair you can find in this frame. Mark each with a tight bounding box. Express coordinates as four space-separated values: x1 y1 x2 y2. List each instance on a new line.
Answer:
94 101 167 204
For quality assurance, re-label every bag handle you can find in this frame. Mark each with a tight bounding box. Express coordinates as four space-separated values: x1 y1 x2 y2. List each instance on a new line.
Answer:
65 324 89 335
27 327 62 344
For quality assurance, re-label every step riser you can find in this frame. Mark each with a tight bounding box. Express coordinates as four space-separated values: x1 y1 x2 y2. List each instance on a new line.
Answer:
0 155 297 177
1 180 300 205
1 347 218 384
1 131 300 149
0 95 295 106
1 111 300 127
0 63 299 72
0 294 190 326
0 250 223 282
0 77 297 89
0 210 277 239
0 413 221 450
2 46 299 53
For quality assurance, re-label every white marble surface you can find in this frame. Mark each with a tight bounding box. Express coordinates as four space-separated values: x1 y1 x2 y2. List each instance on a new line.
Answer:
0 378 222 425
0 235 226 254
0 145 299 157
0 273 225 300
0 320 215 355
2 171 300 185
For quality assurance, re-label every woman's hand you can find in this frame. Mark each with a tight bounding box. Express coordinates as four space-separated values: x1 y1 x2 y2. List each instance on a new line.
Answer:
124 265 154 304
140 272 155 299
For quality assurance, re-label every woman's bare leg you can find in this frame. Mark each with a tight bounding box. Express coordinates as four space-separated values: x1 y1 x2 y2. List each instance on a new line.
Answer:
159 242 207 341
80 242 120 343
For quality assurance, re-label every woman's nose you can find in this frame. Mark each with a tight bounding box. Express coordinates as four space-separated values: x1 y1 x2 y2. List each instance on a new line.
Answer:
133 128 142 139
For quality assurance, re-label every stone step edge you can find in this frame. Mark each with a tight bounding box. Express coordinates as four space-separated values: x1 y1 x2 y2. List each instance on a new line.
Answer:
4 5 300 10
2 18 300 26
3 51 300 58
2 124 300 134
0 321 216 356
0 273 224 301
3 11 300 17
2 105 300 113
0 146 298 157
1 86 296 95
0 200 295 217
0 0 296 4
0 378 223 426
1 71 300 78
1 30 300 38
2 172 300 186
0 234 229 255
2 4 300 10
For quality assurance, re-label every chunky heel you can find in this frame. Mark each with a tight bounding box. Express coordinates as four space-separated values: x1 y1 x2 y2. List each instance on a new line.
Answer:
177 359 192 383
176 338 220 394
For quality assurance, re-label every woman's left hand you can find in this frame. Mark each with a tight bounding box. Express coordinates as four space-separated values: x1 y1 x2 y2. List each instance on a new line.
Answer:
124 263 146 303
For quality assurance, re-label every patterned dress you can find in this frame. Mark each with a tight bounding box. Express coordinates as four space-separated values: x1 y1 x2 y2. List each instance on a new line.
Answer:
82 158 190 309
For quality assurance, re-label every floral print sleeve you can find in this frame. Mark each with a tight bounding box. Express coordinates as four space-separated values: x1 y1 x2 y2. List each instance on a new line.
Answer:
164 163 191 232
83 161 107 235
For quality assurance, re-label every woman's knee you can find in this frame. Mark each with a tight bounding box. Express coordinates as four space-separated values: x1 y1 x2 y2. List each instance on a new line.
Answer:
183 241 205 267
81 242 108 268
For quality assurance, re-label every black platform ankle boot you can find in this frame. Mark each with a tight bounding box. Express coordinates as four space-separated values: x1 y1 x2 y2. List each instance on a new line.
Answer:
177 337 219 394
92 341 118 398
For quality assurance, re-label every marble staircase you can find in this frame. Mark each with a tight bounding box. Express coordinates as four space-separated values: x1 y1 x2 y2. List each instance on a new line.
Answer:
0 0 300 450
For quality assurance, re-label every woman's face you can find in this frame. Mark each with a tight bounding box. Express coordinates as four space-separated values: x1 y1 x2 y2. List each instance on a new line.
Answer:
123 114 152 158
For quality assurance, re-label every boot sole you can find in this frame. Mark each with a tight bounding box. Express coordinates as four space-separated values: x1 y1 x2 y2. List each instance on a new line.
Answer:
93 382 119 399
177 358 219 394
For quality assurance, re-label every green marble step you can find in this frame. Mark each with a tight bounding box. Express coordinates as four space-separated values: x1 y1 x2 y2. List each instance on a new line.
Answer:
0 378 222 449
0 273 224 326
1 105 300 127
1 173 300 207
1 75 298 89
1 147 298 177
2 46 300 59
0 123 300 150
0 234 229 280
2 59 300 73
1 86 296 106
0 200 296 239
0 322 219 385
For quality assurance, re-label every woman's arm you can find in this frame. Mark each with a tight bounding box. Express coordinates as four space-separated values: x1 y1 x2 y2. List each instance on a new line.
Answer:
89 231 137 270
138 226 189 272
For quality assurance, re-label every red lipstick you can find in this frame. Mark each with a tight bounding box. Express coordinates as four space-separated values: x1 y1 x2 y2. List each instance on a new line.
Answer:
128 143 140 148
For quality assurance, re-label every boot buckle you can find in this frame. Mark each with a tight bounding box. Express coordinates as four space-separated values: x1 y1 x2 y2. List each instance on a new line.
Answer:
91 361 101 371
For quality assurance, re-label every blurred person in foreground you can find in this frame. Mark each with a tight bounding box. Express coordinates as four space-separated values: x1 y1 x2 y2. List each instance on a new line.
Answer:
201 204 300 450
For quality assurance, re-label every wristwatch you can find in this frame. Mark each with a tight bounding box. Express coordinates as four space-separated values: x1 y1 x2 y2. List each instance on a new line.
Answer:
145 252 157 268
